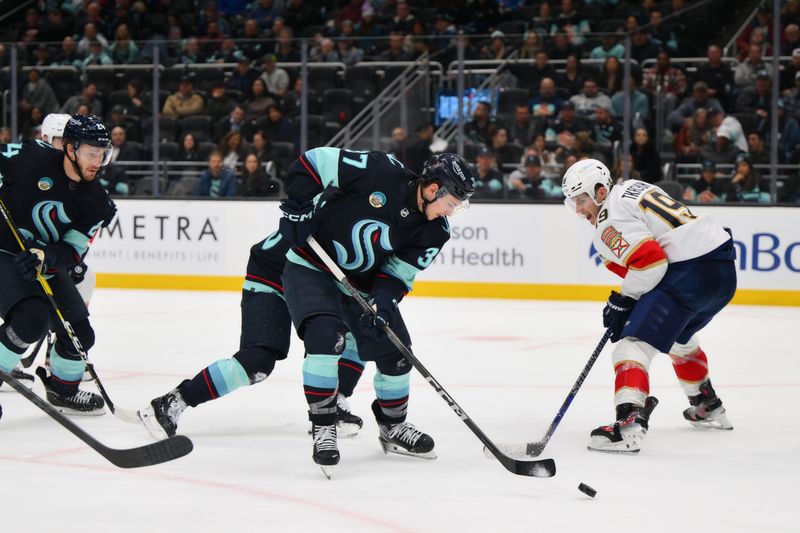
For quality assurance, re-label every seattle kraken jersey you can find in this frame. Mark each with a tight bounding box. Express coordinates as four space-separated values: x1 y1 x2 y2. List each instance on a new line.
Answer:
243 230 290 297
285 147 450 294
0 141 116 270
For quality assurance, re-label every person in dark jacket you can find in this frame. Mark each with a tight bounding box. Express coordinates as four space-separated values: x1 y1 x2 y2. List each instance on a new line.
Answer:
630 127 662 183
196 150 238 197
240 153 280 197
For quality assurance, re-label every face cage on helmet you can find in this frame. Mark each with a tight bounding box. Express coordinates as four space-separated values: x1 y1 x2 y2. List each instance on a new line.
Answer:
434 185 471 216
73 141 113 167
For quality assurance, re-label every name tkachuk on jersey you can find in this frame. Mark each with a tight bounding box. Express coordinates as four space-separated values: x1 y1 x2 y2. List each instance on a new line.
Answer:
595 179 730 299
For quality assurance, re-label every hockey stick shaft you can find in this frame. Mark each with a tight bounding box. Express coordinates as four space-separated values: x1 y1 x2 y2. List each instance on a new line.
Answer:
0 197 139 424
306 236 555 478
526 328 612 456
0 367 193 468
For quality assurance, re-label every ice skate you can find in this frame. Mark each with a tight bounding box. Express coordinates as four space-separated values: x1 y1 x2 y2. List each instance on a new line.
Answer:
588 396 659 454
36 367 105 416
684 380 733 430
336 394 363 437
138 388 188 440
0 367 35 391
311 423 339 479
378 421 437 459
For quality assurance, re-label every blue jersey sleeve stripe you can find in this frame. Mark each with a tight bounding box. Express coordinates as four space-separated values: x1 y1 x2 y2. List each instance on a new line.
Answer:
380 255 420 291
304 147 340 188
61 229 90 257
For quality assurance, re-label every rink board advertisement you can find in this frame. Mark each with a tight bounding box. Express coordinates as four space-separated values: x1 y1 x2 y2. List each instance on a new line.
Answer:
90 200 800 306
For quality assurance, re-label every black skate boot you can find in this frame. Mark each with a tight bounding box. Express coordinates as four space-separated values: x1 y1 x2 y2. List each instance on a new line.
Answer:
0 367 35 391
372 400 436 459
336 394 363 438
138 388 188 440
311 423 339 479
684 380 732 430
588 396 659 454
36 367 105 416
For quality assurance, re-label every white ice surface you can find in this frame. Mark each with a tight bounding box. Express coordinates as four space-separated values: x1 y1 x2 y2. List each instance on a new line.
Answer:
1 290 798 533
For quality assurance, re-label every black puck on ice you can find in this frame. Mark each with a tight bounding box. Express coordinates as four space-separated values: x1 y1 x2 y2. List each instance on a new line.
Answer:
578 483 596 498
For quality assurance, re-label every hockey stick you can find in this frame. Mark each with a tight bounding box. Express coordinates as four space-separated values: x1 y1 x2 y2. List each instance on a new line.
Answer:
19 332 51 369
0 367 193 468
0 197 140 424
306 236 556 478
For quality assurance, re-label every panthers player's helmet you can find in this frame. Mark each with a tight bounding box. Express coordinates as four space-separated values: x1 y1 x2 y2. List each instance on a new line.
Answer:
420 153 475 209
561 158 612 211
41 113 70 146
62 114 113 166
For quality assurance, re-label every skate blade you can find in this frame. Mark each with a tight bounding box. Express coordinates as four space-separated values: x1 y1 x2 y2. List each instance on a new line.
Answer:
587 445 641 455
587 435 642 454
51 405 107 417
138 406 171 440
380 439 437 460
319 465 335 479
688 419 733 430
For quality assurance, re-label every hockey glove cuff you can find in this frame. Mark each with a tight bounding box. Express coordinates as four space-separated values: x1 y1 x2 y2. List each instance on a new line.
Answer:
278 199 316 247
602 290 637 343
14 241 56 281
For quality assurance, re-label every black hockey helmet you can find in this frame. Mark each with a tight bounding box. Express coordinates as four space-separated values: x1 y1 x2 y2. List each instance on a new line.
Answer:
420 153 475 202
63 114 111 149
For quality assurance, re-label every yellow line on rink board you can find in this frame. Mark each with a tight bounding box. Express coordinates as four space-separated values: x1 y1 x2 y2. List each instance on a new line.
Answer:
95 274 800 306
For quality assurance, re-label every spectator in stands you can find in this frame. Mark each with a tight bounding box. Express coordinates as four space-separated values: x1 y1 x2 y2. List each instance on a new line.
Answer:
215 104 247 141
249 0 281 30
81 40 113 68
735 70 772 125
508 104 540 147
557 53 586 96
590 33 625 60
599 56 624 95
611 76 650 129
106 106 139 143
219 131 246 169
472 146 504 199
228 57 261 97
694 44 734 107
781 49 800 93
260 54 289 98
61 82 103 117
406 123 433 175
55 36 82 67
109 24 138 64
630 29 661 64
773 100 800 162
264 104 295 145
649 9 678 53
22 106 44 140
746 131 769 165
783 72 800 117
206 83 237 124
785 0 800 26
240 153 280 197
530 77 563 120
684 160 727 203
465 101 496 146
388 1 416 34
178 133 204 164
547 32 578 61
668 81 723 133
379 31 412 62
480 31 510 60
570 78 612 121
19 68 59 118
529 133 560 178
734 43 771 89
490 127 519 165
311 38 340 62
613 153 641 182
245 79 276 120
338 37 365 66
249 130 277 165
336 0 364 26
207 38 243 64
98 126 142 196
180 37 207 65
239 19 266 60
109 126 143 164
77 23 108 56
552 0 591 46
631 127 662 183
389 127 408 164
736 4 775 59
728 153 769 203
550 100 591 137
163 76 205 119
120 80 147 118
531 1 555 37
198 1 231 39
196 150 238 197
355 6 381 55
674 107 712 162
701 111 744 164
592 103 622 151
508 50 556 92
508 155 561 199
274 27 301 62
783 25 800 57
643 52 688 119
31 44 51 68
39 7 73 44
0 127 10 144
517 31 542 60
16 7 39 43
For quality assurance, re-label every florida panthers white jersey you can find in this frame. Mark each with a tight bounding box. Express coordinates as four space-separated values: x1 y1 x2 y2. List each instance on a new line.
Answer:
594 179 731 299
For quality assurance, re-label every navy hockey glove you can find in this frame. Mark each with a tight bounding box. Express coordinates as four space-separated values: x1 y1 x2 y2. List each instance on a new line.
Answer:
278 187 341 247
14 241 56 281
602 291 637 342
360 290 398 335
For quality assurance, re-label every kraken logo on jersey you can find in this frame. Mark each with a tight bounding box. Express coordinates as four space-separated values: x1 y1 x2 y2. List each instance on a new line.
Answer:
332 219 392 272
30 200 71 243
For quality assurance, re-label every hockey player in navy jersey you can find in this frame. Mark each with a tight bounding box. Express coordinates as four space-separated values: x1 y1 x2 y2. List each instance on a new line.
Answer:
0 114 116 417
138 231 368 439
278 149 475 472
562 159 735 454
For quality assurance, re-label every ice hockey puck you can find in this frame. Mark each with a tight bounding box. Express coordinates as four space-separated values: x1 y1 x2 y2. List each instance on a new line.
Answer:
578 483 596 498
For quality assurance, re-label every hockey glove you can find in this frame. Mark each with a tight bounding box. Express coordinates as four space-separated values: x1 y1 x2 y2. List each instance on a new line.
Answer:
602 290 637 343
14 241 56 281
278 187 341 247
360 289 399 340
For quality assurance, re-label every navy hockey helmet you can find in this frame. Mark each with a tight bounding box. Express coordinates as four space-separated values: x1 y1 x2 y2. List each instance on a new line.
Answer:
62 114 113 168
421 153 476 204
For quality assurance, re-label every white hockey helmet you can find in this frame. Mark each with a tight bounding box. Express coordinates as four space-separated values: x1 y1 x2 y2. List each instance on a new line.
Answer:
561 158 612 211
41 113 71 145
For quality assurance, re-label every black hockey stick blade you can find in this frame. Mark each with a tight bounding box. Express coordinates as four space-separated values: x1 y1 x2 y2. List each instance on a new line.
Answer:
306 236 556 479
19 336 46 368
0 368 194 468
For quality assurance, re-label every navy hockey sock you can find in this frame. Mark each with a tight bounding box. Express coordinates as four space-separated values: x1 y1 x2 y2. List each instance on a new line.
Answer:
337 333 364 398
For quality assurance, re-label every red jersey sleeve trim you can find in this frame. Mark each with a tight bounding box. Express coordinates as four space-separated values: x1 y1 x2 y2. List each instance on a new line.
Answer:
604 260 629 278
626 239 668 271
